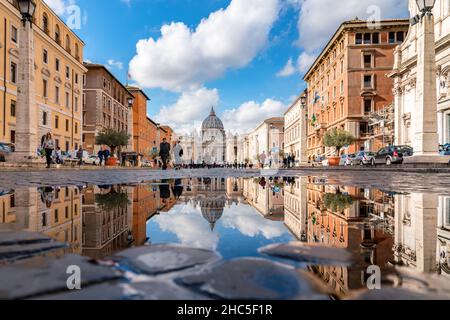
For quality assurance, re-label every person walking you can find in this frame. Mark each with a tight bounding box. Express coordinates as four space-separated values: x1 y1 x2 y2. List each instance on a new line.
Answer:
160 138 171 170
172 141 183 170
53 147 63 165
77 145 84 166
98 148 104 166
42 133 55 168
103 148 110 165
259 151 267 168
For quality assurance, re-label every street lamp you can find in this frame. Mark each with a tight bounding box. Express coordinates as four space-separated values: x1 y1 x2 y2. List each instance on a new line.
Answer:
127 97 134 107
415 0 436 13
18 0 37 25
300 95 307 108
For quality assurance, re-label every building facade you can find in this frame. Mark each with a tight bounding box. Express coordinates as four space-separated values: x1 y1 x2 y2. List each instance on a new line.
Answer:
304 19 410 159
392 0 450 148
127 86 160 161
284 93 307 164
82 63 134 155
247 117 284 166
0 0 86 152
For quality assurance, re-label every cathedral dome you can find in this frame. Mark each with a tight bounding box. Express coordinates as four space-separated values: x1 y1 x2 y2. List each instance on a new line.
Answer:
202 107 224 130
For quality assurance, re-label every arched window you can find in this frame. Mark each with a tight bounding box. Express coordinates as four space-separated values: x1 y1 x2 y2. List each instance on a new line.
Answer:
42 13 49 34
75 43 80 60
55 24 61 44
65 35 71 53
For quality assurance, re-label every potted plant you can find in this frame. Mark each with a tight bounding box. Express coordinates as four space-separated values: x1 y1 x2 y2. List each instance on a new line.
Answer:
323 128 355 166
323 189 354 213
95 186 130 212
95 129 130 166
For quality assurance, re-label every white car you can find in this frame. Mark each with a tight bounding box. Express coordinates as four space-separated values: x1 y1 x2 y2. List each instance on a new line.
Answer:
84 155 101 166
321 158 329 167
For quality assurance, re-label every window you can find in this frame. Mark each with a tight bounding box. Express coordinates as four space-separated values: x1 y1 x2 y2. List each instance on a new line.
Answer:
55 116 59 129
397 31 404 43
43 49 48 64
55 58 60 72
65 141 69 151
10 62 17 84
364 75 373 88
55 86 60 104
75 73 78 84
11 25 18 43
340 80 344 94
363 54 372 68
364 99 373 114
66 66 70 79
43 112 48 126
364 33 371 44
356 33 363 45
42 13 49 34
65 35 71 53
372 32 380 44
43 79 48 98
389 32 396 44
10 100 16 117
55 139 59 148
66 119 69 131
74 96 78 112
66 92 70 108
75 123 78 134
55 25 61 44
54 209 59 223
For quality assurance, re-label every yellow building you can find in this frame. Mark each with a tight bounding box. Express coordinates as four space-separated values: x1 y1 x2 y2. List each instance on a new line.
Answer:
0 0 86 151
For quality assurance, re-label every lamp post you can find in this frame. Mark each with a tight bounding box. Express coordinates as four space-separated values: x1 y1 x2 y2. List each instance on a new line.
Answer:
299 91 308 165
405 0 448 163
11 0 38 163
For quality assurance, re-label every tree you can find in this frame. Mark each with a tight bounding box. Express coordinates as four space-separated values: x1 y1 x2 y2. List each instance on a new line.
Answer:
95 186 130 212
95 129 129 157
323 191 354 213
323 128 355 155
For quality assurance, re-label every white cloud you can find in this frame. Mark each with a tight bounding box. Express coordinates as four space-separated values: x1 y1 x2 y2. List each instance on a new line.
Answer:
221 205 287 239
154 87 220 132
129 0 280 92
222 99 286 133
153 205 219 251
46 0 76 16
276 58 296 77
290 0 408 76
107 59 124 70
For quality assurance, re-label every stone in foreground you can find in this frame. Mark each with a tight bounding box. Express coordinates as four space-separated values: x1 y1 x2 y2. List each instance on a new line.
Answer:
259 242 353 266
0 255 122 299
114 244 220 275
176 258 329 300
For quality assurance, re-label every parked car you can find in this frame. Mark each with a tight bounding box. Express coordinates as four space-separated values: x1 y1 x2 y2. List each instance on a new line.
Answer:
321 158 329 167
440 144 450 156
340 154 356 166
0 143 13 162
352 151 376 166
84 155 101 166
398 145 414 157
311 155 325 167
372 146 405 166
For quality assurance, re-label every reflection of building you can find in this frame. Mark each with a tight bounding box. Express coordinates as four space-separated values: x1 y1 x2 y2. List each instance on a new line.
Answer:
81 186 133 259
0 187 82 254
438 196 450 276
284 177 308 241
0 0 86 151
132 184 161 246
242 177 284 220
305 181 394 296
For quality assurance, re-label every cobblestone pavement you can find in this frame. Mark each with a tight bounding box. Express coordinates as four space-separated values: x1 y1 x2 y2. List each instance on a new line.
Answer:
2 232 450 300
0 168 449 195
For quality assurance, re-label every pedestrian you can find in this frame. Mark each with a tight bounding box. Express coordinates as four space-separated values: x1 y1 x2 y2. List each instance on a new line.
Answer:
98 148 104 166
42 133 55 168
260 151 266 168
172 140 183 170
77 145 84 166
159 138 171 170
53 147 63 165
103 148 110 165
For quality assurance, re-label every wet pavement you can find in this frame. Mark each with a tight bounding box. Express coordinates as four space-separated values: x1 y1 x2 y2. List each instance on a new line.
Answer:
0 173 450 300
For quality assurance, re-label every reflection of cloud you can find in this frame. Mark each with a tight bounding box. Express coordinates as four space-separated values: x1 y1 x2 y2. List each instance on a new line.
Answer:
221 205 287 239
153 204 219 251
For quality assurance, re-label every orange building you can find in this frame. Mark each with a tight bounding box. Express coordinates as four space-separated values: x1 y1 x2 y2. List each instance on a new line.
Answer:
132 184 161 245
159 125 174 144
127 86 160 161
304 19 410 159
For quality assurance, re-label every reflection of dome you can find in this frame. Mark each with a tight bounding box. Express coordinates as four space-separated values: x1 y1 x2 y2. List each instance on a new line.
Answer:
202 107 224 130
201 198 225 231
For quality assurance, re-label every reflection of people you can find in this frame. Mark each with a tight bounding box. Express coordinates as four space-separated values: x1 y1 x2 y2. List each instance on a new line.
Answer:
172 179 184 199
159 179 171 202
259 151 266 168
160 138 171 170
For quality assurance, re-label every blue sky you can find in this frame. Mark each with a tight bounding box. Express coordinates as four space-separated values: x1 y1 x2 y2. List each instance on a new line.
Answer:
49 0 409 133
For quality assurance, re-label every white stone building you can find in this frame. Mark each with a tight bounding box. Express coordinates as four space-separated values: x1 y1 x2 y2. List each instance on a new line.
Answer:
246 118 284 166
392 0 450 149
284 94 307 164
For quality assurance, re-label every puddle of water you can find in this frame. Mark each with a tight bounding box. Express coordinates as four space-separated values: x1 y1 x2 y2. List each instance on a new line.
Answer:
0 176 449 299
